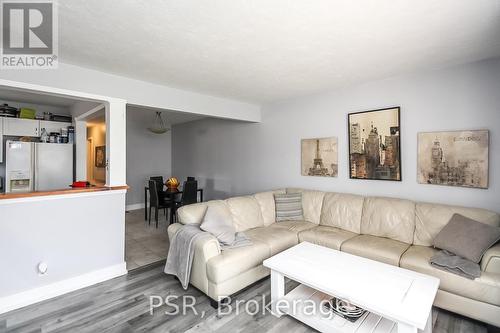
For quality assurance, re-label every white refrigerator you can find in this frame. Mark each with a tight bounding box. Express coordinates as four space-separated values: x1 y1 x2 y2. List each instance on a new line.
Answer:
5 141 74 192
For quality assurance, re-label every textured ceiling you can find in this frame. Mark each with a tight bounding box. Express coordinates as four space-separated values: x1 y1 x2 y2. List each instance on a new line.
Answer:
59 0 500 103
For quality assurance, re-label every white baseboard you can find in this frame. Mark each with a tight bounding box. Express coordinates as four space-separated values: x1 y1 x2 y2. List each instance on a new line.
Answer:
126 203 145 211
0 262 127 315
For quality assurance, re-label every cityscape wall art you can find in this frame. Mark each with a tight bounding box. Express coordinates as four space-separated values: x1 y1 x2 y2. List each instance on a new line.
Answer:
348 107 401 181
417 130 489 189
301 137 338 177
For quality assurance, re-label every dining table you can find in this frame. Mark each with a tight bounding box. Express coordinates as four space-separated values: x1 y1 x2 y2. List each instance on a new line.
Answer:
144 185 203 221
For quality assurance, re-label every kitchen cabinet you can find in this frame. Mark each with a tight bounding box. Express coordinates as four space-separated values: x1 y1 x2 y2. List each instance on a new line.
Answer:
39 120 71 134
1 118 72 138
3 118 39 137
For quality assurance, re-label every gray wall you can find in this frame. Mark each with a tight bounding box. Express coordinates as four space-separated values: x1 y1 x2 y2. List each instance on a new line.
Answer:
172 58 500 211
126 107 172 206
0 190 125 298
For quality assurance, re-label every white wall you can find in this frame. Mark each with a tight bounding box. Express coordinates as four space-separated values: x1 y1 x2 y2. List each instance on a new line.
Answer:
0 190 127 313
172 58 500 212
0 62 261 122
126 107 172 207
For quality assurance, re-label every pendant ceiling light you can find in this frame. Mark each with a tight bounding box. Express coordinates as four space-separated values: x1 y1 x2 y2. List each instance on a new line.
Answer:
148 111 171 134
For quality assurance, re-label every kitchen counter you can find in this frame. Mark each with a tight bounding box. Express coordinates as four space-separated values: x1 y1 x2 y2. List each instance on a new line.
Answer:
0 185 129 200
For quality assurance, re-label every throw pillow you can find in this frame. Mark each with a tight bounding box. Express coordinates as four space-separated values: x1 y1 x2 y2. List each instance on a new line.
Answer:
432 213 500 263
274 193 304 222
200 204 236 246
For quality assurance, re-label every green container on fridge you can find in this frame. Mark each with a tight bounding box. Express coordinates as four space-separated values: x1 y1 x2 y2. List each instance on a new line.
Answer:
19 108 36 119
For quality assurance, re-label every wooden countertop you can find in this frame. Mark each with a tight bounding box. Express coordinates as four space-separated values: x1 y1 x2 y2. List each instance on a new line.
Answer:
0 185 129 200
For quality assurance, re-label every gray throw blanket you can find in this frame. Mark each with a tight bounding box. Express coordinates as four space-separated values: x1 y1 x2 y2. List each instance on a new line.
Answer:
165 225 253 290
164 225 212 289
430 250 480 280
221 232 253 249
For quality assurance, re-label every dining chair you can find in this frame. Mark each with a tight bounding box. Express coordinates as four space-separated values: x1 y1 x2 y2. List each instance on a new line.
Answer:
170 180 198 223
149 176 164 197
148 180 169 228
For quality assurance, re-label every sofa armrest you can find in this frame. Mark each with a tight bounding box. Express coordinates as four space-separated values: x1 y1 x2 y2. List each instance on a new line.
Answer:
167 222 182 242
167 223 221 294
167 223 221 259
481 243 500 274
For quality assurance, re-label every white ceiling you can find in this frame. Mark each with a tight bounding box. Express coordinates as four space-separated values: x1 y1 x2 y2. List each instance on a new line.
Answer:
59 0 500 103
86 111 105 125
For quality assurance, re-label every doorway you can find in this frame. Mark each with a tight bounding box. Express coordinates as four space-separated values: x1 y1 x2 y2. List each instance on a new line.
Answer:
86 112 106 186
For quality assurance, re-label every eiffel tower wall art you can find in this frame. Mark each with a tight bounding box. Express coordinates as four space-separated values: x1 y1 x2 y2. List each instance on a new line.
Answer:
417 130 489 189
348 107 401 181
301 137 338 177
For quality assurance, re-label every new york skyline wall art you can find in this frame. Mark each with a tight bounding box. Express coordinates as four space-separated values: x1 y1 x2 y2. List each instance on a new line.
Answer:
301 137 338 177
348 107 401 181
418 130 489 189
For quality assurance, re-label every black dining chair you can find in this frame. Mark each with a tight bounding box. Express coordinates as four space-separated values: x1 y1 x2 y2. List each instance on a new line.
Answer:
170 180 198 223
148 180 170 228
149 176 164 199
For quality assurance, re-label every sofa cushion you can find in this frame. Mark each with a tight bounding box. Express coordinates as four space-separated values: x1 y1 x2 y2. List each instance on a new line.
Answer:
361 197 416 244
253 189 286 226
320 193 364 233
200 204 236 245
226 196 265 232
207 240 270 283
246 227 298 255
298 226 357 250
401 245 500 306
432 214 500 263
341 235 410 266
177 200 228 225
274 193 304 221
270 220 317 233
287 188 325 224
414 202 500 246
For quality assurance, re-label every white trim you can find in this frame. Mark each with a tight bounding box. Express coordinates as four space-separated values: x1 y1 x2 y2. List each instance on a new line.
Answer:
126 202 145 211
0 262 127 315
0 78 126 104
0 189 127 205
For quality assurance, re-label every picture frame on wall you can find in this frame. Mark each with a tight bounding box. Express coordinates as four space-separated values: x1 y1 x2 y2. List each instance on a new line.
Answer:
417 130 489 189
301 137 338 177
348 107 401 181
95 145 106 168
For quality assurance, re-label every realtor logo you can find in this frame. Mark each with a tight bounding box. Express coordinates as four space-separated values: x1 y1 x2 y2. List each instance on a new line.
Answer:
1 0 58 68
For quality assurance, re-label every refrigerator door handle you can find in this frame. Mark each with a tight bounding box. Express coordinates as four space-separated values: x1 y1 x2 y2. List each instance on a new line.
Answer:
33 143 38 191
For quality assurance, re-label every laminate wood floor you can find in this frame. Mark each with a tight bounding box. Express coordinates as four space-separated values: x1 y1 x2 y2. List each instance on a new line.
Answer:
0 261 494 333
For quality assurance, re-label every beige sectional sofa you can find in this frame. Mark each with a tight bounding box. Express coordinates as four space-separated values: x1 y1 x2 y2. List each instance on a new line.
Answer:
167 188 500 326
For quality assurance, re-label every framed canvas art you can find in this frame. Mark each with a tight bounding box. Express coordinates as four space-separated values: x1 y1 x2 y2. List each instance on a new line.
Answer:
348 107 401 181
301 137 338 177
417 130 489 189
95 145 106 168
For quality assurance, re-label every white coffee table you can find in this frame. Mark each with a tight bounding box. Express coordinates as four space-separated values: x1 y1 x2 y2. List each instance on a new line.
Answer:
263 242 439 333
